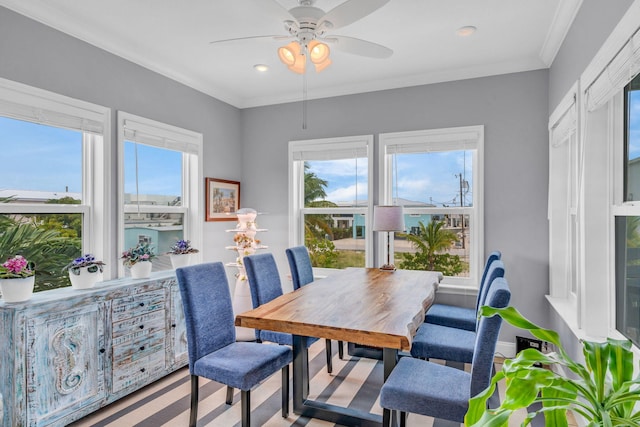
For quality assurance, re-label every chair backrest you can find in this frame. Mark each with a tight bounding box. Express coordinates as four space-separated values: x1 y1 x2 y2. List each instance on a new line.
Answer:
244 253 284 308
475 251 502 313
469 277 511 397
286 246 314 290
475 260 505 332
175 262 235 371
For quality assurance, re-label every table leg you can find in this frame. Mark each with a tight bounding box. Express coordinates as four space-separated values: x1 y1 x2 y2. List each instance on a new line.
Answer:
292 334 384 426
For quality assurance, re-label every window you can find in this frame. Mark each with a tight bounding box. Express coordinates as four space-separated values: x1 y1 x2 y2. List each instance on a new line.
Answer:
548 84 579 301
118 112 202 276
289 135 373 269
615 73 640 346
0 78 110 291
379 126 484 287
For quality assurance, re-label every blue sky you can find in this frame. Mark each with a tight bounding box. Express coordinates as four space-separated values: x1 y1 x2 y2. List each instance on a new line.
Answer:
307 150 473 206
0 116 182 197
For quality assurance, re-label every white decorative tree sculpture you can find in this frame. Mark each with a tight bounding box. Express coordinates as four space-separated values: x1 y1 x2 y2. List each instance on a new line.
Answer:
226 208 267 341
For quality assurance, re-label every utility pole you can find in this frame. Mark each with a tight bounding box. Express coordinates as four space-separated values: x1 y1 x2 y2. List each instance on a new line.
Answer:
455 173 469 249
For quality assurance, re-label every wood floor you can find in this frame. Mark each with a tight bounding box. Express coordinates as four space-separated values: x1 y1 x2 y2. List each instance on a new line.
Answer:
69 340 578 427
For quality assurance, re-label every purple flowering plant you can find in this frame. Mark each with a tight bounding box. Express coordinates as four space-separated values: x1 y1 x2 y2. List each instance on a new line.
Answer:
62 253 106 276
121 243 156 268
0 255 35 279
167 239 199 255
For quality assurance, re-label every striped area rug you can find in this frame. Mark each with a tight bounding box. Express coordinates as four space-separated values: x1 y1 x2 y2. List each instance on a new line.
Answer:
70 340 557 427
70 340 442 427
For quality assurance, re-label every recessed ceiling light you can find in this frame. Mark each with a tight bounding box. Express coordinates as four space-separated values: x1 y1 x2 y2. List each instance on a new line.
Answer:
254 64 269 72
457 26 477 37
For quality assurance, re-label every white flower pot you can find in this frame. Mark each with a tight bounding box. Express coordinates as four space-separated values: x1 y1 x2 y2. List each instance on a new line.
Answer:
129 262 152 279
0 276 35 303
170 253 193 269
68 266 103 290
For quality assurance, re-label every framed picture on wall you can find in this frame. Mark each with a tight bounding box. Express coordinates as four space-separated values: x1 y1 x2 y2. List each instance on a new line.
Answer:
205 178 240 221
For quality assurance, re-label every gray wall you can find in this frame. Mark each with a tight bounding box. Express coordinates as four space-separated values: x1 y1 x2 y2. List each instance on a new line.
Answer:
240 70 551 344
0 6 243 265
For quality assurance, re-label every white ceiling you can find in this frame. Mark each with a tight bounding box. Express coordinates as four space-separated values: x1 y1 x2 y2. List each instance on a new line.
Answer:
0 0 581 109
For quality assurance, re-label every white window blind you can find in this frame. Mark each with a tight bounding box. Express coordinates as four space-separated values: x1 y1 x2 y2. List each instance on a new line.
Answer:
291 137 369 161
383 127 482 154
585 27 640 112
0 79 106 134
123 118 200 155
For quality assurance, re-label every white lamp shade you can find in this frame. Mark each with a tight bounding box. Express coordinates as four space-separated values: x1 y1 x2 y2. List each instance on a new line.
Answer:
373 205 405 232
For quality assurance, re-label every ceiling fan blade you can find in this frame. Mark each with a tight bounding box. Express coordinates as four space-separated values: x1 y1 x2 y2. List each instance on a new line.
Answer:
318 0 390 30
209 35 288 45
325 36 393 59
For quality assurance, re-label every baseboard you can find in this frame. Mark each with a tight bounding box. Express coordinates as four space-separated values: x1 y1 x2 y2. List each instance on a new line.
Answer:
495 340 517 359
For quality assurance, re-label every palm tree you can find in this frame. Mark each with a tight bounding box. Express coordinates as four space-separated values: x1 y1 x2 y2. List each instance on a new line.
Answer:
303 162 337 240
403 220 458 271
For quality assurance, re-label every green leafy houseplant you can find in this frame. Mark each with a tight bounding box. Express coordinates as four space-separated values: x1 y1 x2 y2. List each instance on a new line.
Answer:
121 243 156 268
465 306 640 427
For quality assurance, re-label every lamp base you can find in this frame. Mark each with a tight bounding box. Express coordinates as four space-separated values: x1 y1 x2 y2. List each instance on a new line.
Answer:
379 264 396 271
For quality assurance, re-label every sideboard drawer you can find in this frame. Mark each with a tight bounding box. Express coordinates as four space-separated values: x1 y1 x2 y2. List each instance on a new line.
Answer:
112 330 166 364
112 309 165 344
112 350 166 393
111 290 165 322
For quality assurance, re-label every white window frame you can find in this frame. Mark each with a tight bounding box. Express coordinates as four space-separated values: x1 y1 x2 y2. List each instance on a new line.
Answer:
548 82 580 306
379 126 484 289
0 77 112 277
288 135 374 268
117 111 203 277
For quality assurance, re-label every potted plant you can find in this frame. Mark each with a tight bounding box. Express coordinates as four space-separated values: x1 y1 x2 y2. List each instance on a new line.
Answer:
465 306 640 426
63 254 106 289
121 243 156 279
167 239 199 269
0 255 36 303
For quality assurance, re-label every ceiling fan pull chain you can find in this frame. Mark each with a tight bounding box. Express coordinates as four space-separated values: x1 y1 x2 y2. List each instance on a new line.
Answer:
302 71 308 130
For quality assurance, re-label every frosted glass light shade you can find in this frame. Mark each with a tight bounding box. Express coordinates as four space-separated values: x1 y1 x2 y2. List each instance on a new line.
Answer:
373 205 405 232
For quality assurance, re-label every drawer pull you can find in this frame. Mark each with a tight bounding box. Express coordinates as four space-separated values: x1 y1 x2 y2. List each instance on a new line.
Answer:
139 324 144 329
139 302 145 307
99 348 106 354
139 346 145 351
140 368 146 373
171 324 176 328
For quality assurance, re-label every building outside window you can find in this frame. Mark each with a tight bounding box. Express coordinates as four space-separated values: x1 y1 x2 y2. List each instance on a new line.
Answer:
0 78 109 291
118 112 203 277
379 126 484 287
289 135 373 269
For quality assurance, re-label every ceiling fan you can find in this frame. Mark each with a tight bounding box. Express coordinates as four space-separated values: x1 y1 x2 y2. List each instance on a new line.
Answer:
210 0 393 74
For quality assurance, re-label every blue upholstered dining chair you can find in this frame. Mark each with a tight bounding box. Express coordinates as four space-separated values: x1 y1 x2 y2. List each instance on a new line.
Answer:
409 259 505 363
425 251 501 331
244 253 332 376
176 262 292 427
380 277 511 426
286 245 344 365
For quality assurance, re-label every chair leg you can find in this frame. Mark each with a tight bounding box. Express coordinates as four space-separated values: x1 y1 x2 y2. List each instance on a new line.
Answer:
382 408 392 427
338 340 344 359
281 365 289 418
325 338 333 374
241 389 250 427
225 385 234 405
305 347 310 396
189 375 199 427
400 411 407 427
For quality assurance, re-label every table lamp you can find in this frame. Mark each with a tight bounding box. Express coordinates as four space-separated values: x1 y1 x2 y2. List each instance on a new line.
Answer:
373 205 405 271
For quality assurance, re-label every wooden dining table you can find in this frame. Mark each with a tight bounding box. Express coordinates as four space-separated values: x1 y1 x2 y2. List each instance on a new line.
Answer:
235 267 442 426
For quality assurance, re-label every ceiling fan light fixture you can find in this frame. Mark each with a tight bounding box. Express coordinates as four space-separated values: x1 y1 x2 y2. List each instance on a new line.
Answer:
314 57 331 72
308 40 330 64
278 41 300 66
457 25 477 37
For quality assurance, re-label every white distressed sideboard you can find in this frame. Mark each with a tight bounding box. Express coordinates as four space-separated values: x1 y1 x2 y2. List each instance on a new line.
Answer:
0 271 188 427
